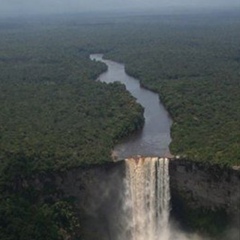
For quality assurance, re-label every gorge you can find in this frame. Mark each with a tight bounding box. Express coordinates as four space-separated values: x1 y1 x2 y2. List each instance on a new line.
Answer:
56 156 240 239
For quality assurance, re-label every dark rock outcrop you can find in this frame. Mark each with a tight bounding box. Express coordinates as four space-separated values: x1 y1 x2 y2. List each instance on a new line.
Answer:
169 158 240 238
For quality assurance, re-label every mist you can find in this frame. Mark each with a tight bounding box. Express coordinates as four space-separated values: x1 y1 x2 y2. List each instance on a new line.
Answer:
1 0 240 17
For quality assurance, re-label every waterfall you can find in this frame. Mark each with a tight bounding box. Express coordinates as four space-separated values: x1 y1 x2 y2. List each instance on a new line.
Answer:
123 157 171 240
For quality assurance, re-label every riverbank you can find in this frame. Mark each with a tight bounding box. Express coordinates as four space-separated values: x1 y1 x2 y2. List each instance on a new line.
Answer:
90 54 172 159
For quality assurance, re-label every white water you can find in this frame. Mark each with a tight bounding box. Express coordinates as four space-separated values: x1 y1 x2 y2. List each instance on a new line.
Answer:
123 157 171 240
121 157 206 240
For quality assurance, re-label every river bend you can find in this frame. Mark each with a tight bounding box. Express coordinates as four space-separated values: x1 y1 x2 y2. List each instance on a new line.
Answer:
90 54 172 159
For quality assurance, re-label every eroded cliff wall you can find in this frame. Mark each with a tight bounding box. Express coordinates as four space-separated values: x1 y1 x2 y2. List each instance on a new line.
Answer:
55 161 126 240
169 158 240 238
51 158 239 239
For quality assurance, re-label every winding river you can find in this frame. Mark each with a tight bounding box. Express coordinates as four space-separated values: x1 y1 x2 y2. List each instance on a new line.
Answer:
90 54 172 160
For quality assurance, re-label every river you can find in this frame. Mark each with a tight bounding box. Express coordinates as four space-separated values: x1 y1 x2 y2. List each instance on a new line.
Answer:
90 54 172 160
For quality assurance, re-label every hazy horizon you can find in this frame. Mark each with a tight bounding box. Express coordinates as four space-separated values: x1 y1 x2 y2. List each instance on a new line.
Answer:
1 0 240 18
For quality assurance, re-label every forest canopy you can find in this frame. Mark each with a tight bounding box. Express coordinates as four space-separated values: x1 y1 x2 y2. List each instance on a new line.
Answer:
0 11 239 239
102 13 240 166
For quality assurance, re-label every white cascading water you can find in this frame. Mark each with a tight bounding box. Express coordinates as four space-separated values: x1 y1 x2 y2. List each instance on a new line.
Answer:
124 157 171 240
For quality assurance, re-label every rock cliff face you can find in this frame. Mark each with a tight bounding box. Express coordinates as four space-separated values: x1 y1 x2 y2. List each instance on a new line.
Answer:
53 158 239 239
55 161 126 240
169 158 240 237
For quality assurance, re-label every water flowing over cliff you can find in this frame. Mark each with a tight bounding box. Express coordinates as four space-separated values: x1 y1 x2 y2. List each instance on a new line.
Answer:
122 157 171 240
54 157 239 240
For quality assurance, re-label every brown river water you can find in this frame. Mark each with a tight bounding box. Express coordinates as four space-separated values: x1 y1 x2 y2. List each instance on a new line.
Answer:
90 54 172 160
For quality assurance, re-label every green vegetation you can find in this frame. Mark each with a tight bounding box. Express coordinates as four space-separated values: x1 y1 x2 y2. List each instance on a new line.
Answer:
0 17 144 239
0 19 144 169
0 11 239 239
102 14 240 166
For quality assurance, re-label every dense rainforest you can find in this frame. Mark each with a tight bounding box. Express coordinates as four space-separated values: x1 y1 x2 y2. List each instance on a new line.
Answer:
0 11 239 239
103 13 240 166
